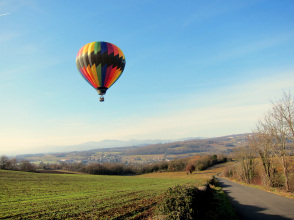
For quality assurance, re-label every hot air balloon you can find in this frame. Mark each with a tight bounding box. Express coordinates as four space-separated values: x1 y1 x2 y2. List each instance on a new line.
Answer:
76 41 126 102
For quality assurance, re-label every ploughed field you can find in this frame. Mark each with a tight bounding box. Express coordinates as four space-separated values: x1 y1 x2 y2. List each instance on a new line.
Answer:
0 170 209 219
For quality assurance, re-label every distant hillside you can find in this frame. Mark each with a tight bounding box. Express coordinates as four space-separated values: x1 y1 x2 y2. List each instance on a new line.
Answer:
120 134 250 155
12 134 250 164
13 137 205 156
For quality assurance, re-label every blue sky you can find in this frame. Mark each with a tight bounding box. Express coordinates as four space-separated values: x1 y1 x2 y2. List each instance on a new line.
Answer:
1 0 294 154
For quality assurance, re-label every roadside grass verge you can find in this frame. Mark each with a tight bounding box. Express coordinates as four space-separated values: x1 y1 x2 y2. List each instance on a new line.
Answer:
210 179 240 220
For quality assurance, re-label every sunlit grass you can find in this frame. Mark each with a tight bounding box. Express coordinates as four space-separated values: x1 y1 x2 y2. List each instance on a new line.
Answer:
0 162 235 219
0 168 209 219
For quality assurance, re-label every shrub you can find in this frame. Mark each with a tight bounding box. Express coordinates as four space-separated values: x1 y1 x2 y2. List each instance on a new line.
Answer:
185 164 195 174
223 167 233 178
197 164 204 171
289 176 294 192
156 184 213 220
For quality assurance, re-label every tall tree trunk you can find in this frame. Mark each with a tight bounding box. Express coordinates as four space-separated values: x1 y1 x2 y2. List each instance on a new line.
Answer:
281 155 290 192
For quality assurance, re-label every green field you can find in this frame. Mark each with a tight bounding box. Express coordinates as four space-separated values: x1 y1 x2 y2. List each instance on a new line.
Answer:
0 170 209 219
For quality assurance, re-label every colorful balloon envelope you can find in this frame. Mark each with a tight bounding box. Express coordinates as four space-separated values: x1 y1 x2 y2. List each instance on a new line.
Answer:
76 41 126 102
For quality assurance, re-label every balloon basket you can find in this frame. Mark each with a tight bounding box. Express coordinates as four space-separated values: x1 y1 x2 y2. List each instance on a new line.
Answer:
99 96 104 102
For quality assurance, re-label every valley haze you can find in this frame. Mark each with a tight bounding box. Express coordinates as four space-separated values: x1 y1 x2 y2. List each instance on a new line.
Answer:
3 137 207 156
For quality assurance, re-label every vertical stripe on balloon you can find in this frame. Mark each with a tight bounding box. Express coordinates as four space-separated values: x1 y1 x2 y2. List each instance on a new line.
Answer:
104 65 113 87
101 42 108 54
118 47 124 59
91 63 99 87
101 64 107 87
100 42 108 85
94 41 101 54
106 43 114 68
105 66 117 88
112 43 119 56
82 66 95 87
87 65 97 87
82 44 97 87
87 42 99 87
96 63 102 87
107 42 114 55
88 42 95 67
110 71 123 88
94 42 101 67
76 46 85 71
108 69 122 88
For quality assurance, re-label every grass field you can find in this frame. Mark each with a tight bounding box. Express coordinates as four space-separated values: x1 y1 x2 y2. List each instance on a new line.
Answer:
0 169 211 219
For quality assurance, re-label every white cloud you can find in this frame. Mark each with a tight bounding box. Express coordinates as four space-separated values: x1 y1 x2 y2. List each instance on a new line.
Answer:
0 13 9 16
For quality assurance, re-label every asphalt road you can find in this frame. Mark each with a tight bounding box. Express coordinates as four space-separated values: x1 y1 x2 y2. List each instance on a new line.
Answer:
216 177 294 220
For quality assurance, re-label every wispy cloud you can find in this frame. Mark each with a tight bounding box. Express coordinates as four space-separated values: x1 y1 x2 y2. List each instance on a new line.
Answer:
0 68 22 75
215 32 294 62
1 70 293 151
12 106 30 118
43 71 293 144
0 68 25 80
184 0 263 26
0 13 10 16
187 31 294 67
0 83 13 90
107 71 294 140
0 32 20 42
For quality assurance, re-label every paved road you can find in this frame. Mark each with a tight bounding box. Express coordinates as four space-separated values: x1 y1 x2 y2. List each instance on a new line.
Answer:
216 177 294 220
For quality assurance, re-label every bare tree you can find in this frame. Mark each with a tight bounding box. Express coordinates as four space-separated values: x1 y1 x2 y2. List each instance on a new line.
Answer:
9 158 18 170
251 92 294 191
0 155 10 169
271 92 294 141
269 96 292 191
19 160 36 172
234 146 256 184
249 127 276 186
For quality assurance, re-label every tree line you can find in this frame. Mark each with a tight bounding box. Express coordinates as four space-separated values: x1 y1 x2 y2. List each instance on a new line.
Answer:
0 156 36 172
0 154 228 175
223 92 294 192
65 154 227 175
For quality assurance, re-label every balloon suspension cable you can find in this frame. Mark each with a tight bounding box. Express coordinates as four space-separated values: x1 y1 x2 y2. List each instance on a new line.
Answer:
99 95 104 102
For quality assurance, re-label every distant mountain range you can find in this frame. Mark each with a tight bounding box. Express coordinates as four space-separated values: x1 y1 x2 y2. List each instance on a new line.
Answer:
12 137 206 156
